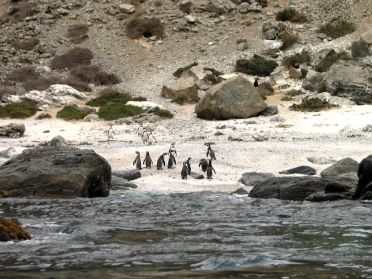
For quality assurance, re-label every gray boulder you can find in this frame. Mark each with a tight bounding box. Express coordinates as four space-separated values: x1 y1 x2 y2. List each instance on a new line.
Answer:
279 166 316 175
195 75 267 120
161 77 199 104
0 146 111 198
111 175 138 190
0 123 25 138
235 54 278 76
320 157 359 179
351 39 370 59
49 135 67 147
239 171 275 186
302 70 325 92
112 169 141 181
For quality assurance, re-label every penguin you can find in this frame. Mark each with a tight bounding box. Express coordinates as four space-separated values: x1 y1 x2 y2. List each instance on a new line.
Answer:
206 143 216 160
133 151 142 170
167 149 177 169
181 161 188 179
254 76 259 87
199 159 208 173
184 157 191 175
157 152 168 170
206 159 216 179
107 124 115 141
143 151 153 168
170 143 177 156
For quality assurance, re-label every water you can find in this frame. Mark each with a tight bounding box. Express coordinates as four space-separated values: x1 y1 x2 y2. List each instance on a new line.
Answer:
1 190 372 278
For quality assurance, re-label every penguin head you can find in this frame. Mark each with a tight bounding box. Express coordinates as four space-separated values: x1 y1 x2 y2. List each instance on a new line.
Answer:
135 151 140 155
146 151 149 155
163 152 169 156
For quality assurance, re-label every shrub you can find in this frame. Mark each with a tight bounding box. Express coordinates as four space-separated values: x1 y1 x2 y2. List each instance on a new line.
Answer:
351 39 370 59
279 30 299 50
69 65 121 86
132 96 147 101
289 97 338 112
12 38 39 51
7 66 40 82
235 55 278 76
87 90 132 107
67 24 89 44
154 109 173 118
5 1 37 23
318 20 356 39
98 103 144 120
56 105 89 121
36 113 52 120
276 7 307 23
62 78 92 92
23 76 61 91
126 17 164 39
51 48 93 70
0 101 38 119
282 49 311 67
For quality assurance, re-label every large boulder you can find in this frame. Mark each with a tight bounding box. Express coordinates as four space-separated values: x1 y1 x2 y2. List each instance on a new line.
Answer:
161 77 199 104
302 70 325 92
0 146 111 198
323 62 372 104
0 219 32 242
0 123 25 138
279 165 316 175
320 157 359 179
235 54 278 76
195 75 267 120
239 171 275 186
112 169 141 181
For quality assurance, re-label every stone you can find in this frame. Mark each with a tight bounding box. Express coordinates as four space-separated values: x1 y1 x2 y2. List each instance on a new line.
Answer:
361 30 372 45
258 105 279 116
0 147 16 159
351 39 370 58
112 169 141 181
236 55 278 77
173 62 198 78
84 113 101 122
190 171 204 179
279 166 316 175
231 187 249 195
0 123 25 138
262 22 278 40
302 69 325 92
239 172 275 186
320 157 359 178
0 146 111 198
185 15 196 24
49 135 67 147
126 101 164 110
119 4 135 14
179 0 192 14
306 192 349 202
288 67 302 79
161 77 199 104
111 175 138 190
195 75 267 120
0 219 32 242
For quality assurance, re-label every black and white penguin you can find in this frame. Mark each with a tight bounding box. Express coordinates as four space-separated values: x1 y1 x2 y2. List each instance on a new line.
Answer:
206 143 216 160
169 143 177 156
157 152 168 170
254 76 259 87
167 149 177 169
143 151 153 168
133 151 142 170
181 161 188 179
199 159 208 173
184 157 191 175
206 159 216 179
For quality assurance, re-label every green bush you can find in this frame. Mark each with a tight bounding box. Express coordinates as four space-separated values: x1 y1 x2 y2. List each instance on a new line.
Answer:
56 106 89 121
318 20 356 39
87 90 132 107
0 101 38 119
98 103 144 120
155 109 173 118
276 7 307 23
289 97 338 112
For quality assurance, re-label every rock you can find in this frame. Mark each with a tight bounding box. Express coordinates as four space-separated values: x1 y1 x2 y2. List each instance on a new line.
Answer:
249 176 326 201
288 67 302 79
112 169 141 181
262 22 278 40
173 62 199 78
185 15 196 24
231 187 249 195
126 101 164 110
239 172 275 186
0 146 111 198
323 62 372 104
0 219 32 242
161 77 199 104
0 123 25 138
119 4 135 13
258 105 279 116
306 192 349 202
323 176 357 193
321 157 359 179
302 69 325 92
351 39 370 58
353 155 372 200
111 175 138 190
236 54 278 77
307 156 337 165
179 0 192 14
0 147 16 159
279 166 316 176
36 112 52 120
195 75 267 120
84 113 101 122
189 171 204 179
49 135 67 147
361 30 372 45
309 92 356 106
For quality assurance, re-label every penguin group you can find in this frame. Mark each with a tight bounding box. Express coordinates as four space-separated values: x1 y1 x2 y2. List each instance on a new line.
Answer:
132 143 217 180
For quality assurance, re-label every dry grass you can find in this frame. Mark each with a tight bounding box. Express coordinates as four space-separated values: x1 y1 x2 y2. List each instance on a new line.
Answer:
7 66 40 82
12 38 39 51
67 24 89 44
318 20 356 39
69 65 121 86
126 17 164 39
51 48 93 70
276 7 307 23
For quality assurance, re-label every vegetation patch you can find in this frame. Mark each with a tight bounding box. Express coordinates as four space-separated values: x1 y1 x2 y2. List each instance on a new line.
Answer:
276 7 307 23
70 65 121 86
315 50 350 73
12 38 39 51
56 105 89 121
279 30 299 50
282 50 311 67
214 131 224 136
98 103 144 121
154 109 173 118
87 90 132 107
36 113 52 120
289 97 338 112
51 48 93 70
0 101 38 119
126 17 164 39
67 24 89 44
235 55 278 76
318 20 356 39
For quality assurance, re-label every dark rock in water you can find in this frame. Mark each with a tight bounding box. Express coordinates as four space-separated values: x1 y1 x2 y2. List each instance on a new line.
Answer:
0 146 111 198
231 187 249 195
111 175 138 190
0 123 25 138
320 157 359 178
239 172 275 186
353 155 372 200
49 135 67 147
249 176 326 201
112 169 141 181
279 165 316 175
190 171 204 179
306 192 349 202
323 176 357 193
0 219 32 242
